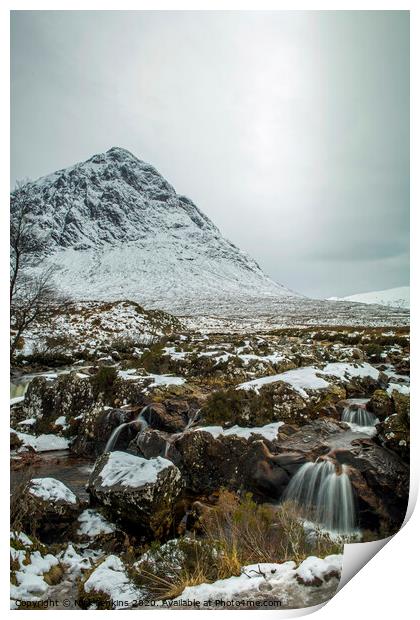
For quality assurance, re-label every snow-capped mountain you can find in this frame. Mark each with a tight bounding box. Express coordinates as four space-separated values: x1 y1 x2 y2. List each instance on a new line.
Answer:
11 147 298 314
11 147 409 325
329 286 410 310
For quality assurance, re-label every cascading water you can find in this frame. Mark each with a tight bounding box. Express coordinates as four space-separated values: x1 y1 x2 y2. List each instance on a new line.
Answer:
342 406 377 427
104 406 150 453
283 459 356 534
105 422 129 452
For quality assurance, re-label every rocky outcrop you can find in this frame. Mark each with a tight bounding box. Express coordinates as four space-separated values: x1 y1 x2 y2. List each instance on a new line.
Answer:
130 428 169 459
367 389 393 419
88 451 184 539
202 382 346 429
21 373 94 435
20 477 82 539
165 428 309 501
376 391 410 462
333 439 409 531
72 405 141 457
143 401 188 433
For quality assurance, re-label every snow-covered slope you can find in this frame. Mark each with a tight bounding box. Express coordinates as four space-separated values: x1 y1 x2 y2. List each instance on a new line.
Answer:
11 147 409 325
329 286 409 310
11 147 297 313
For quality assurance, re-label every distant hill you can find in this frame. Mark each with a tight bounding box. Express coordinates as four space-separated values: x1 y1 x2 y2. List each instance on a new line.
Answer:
329 286 409 310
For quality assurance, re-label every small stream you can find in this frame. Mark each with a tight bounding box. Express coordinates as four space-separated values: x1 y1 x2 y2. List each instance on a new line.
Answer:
11 450 94 501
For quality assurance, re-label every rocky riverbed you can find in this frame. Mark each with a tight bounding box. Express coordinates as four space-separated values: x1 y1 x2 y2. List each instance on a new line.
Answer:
10 323 409 609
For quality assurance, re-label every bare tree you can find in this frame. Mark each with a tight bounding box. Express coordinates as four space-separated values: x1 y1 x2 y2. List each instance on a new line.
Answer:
10 181 68 360
10 267 68 359
10 181 43 304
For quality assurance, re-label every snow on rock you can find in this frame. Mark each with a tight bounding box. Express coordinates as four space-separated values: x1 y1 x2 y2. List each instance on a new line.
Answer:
11 430 70 452
29 478 78 504
97 452 174 488
195 421 284 441
147 374 186 388
238 362 379 397
387 382 410 396
82 555 144 608
77 509 116 538
321 362 379 382
295 555 342 586
54 416 67 427
88 451 183 537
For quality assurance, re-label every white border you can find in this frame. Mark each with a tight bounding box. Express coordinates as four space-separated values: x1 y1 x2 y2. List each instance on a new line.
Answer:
2 3 417 619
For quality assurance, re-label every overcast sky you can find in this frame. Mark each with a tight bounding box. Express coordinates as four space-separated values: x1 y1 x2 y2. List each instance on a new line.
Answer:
11 10 409 298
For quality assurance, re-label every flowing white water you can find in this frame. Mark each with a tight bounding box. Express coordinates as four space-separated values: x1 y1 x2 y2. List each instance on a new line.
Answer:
342 406 377 427
283 460 356 534
104 406 150 453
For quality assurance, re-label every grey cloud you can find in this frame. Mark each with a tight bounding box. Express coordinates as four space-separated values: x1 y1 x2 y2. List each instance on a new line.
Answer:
10 10 409 298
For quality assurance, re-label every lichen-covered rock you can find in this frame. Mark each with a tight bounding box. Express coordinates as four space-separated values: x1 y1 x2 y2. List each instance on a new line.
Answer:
334 439 409 531
167 429 307 500
143 401 188 433
20 477 82 539
132 537 221 597
10 430 23 450
21 373 94 435
376 414 409 462
71 405 141 457
129 428 169 459
88 451 183 539
391 390 410 420
376 391 409 462
367 389 393 419
201 380 345 429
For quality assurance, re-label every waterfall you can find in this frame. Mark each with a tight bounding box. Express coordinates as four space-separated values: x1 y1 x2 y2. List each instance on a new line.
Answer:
104 406 150 453
283 460 356 534
342 406 377 427
104 422 129 452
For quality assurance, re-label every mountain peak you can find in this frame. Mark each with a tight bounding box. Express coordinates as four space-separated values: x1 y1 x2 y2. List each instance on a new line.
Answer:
11 149 296 313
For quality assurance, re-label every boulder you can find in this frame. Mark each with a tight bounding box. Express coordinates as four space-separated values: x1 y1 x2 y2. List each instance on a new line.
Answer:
333 439 409 531
21 373 94 435
88 451 184 539
376 391 409 462
276 419 348 461
167 429 308 501
129 428 169 459
376 414 409 463
72 405 141 457
344 375 379 398
143 401 188 433
367 389 393 419
21 477 82 539
167 430 248 495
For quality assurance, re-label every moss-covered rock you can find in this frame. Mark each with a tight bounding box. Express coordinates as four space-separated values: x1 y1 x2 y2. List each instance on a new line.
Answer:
367 389 393 419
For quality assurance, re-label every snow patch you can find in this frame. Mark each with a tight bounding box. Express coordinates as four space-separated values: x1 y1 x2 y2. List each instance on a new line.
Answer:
98 451 174 488
29 478 77 504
